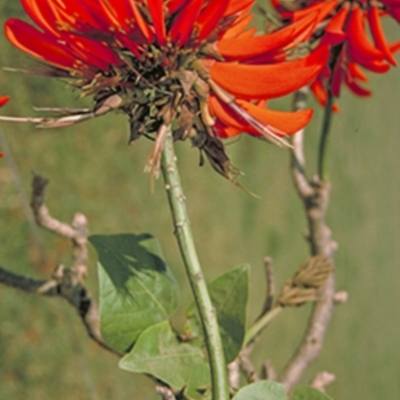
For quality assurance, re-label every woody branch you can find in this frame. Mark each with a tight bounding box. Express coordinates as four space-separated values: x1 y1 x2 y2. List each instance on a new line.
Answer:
0 174 119 356
277 87 341 392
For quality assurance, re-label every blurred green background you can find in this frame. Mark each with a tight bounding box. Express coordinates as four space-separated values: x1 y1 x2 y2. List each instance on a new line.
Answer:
0 2 399 400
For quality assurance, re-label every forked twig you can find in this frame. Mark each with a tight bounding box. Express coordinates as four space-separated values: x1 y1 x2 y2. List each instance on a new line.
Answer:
277 88 338 392
0 174 120 356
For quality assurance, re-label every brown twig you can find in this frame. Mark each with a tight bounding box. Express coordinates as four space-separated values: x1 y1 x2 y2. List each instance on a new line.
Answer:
277 88 337 392
239 346 259 383
0 174 120 356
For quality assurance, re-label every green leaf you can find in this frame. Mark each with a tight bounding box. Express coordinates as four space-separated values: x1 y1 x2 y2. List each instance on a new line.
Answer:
90 233 178 353
119 321 210 400
292 386 334 400
185 265 249 363
232 381 288 400
232 381 286 400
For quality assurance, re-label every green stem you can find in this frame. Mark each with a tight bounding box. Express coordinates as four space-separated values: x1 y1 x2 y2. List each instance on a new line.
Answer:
317 92 334 181
244 306 283 347
160 128 229 400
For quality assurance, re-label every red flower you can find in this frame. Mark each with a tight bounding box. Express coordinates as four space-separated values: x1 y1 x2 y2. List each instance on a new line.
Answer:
4 0 327 176
273 0 399 108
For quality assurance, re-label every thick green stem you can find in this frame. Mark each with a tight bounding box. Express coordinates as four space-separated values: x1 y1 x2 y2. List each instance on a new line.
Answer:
160 128 229 400
244 306 283 347
317 93 334 181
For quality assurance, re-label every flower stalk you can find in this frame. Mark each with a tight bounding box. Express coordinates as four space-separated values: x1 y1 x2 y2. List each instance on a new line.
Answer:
160 128 229 400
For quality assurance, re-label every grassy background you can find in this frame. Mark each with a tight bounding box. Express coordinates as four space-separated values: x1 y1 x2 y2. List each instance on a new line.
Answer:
0 2 399 400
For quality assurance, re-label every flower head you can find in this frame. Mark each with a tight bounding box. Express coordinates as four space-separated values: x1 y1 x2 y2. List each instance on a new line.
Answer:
4 0 327 178
272 0 400 108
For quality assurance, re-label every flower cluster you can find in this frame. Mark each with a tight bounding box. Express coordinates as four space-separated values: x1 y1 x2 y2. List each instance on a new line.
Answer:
272 0 400 108
3 0 328 177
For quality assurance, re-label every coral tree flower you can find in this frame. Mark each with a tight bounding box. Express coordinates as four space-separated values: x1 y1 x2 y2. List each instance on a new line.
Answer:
272 0 400 108
4 0 327 177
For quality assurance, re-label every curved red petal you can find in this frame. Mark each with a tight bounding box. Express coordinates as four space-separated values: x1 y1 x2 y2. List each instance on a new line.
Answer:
210 46 329 99
217 11 318 60
169 0 205 46
321 3 348 46
347 62 368 82
220 12 253 39
236 99 313 135
224 0 255 18
197 0 230 41
344 74 372 96
146 0 166 45
291 1 338 23
167 0 188 13
367 5 397 65
21 0 59 36
347 5 385 64
4 19 78 70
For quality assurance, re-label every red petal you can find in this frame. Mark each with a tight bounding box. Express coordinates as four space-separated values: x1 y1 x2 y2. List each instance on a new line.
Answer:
66 34 122 68
217 11 318 60
236 99 313 135
49 0 109 33
146 0 166 45
167 0 188 13
347 62 368 82
367 5 397 65
210 45 329 99
196 0 230 41
21 0 59 36
321 3 348 46
220 12 253 39
292 1 338 23
347 5 385 65
5 19 78 70
169 0 205 46
224 0 255 17
209 95 313 136
344 74 371 96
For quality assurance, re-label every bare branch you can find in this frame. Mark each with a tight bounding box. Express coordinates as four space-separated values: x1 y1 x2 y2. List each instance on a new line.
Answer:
239 346 259 383
0 174 120 356
0 266 54 294
0 264 120 356
310 371 336 392
277 90 338 392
